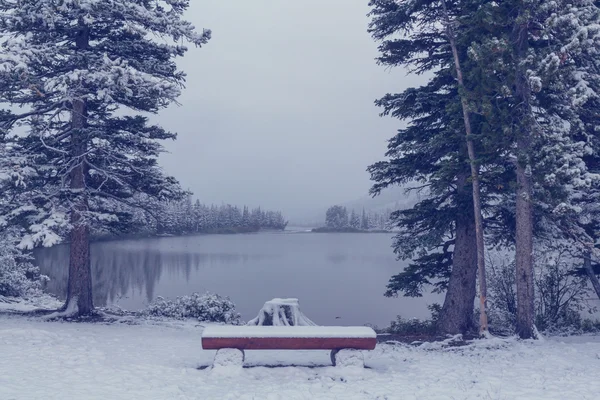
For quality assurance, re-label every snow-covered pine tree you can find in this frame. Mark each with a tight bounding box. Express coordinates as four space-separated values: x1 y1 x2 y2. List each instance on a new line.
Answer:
0 0 210 316
465 0 600 337
440 0 489 335
361 208 369 230
368 0 513 334
242 206 250 228
349 210 361 229
325 205 349 229
537 0 600 306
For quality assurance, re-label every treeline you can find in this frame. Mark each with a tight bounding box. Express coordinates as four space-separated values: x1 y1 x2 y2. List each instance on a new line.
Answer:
321 205 392 231
109 197 288 238
155 199 288 235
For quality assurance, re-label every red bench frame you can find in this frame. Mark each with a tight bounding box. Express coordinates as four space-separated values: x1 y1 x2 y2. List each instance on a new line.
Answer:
202 326 377 367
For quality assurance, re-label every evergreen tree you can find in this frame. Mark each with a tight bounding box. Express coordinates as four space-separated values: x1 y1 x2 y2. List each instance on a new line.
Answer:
441 0 489 335
349 210 361 229
325 206 349 229
368 0 500 334
465 0 600 338
369 0 600 337
242 206 250 228
0 0 210 315
361 208 369 230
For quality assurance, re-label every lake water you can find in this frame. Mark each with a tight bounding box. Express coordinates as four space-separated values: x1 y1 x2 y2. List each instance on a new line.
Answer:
34 230 443 327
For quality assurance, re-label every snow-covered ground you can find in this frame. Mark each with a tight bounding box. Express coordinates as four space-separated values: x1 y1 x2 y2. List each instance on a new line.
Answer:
1 314 599 400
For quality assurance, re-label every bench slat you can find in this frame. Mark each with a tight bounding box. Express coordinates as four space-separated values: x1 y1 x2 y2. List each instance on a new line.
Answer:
202 336 376 350
202 326 376 339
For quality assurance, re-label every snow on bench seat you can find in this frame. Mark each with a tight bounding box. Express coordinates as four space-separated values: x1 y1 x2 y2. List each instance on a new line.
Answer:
202 326 377 351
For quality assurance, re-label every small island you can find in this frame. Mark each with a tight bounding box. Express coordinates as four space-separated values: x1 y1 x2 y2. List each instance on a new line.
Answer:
311 205 392 233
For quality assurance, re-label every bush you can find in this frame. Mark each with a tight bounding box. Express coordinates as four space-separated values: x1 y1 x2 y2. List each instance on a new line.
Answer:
581 318 600 333
0 233 47 298
487 258 518 335
386 304 440 335
144 292 241 324
487 250 595 335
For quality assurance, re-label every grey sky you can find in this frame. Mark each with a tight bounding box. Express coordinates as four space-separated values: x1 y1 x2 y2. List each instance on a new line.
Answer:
158 0 417 220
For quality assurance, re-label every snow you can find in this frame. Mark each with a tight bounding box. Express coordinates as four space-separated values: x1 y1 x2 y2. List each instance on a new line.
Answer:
0 294 62 313
203 326 377 339
213 348 245 370
1 315 600 399
247 298 317 326
42 296 79 320
332 349 365 368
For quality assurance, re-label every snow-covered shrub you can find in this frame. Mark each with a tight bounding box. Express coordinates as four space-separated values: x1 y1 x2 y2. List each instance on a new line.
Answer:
0 232 47 298
386 304 440 335
581 318 600 333
533 251 591 333
487 251 594 335
487 259 518 335
387 316 436 335
144 292 241 324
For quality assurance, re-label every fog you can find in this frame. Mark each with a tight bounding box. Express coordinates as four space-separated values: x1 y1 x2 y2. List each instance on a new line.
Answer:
157 0 421 221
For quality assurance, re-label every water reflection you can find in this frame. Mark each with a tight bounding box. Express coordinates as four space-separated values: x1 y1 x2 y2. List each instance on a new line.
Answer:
35 242 275 307
34 233 443 326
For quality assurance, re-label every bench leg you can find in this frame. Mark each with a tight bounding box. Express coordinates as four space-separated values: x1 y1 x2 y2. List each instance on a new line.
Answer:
330 349 365 368
213 348 245 368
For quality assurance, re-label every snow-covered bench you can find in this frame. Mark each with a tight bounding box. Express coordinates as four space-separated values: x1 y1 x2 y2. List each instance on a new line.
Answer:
202 326 377 368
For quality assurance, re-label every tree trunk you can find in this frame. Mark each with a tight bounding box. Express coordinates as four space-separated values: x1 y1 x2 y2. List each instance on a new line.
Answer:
441 0 488 335
65 22 93 316
513 21 536 339
515 157 534 338
584 252 600 300
438 171 478 335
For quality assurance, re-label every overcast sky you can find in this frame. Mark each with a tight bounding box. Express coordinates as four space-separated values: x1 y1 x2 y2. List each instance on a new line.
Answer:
157 0 418 220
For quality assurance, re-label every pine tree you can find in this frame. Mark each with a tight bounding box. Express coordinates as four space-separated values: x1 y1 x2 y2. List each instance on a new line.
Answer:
464 0 600 337
370 0 600 337
325 206 349 229
361 208 369 230
0 1 210 316
368 0 501 334
242 206 250 228
440 0 489 335
349 210 361 229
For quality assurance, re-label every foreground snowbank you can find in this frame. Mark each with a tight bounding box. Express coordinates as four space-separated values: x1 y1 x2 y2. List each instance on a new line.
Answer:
1 315 599 400
0 294 62 313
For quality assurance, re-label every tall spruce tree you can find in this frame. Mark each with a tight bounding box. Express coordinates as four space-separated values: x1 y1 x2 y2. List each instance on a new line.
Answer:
0 0 210 316
465 0 600 337
370 0 600 338
367 0 499 334
440 0 489 335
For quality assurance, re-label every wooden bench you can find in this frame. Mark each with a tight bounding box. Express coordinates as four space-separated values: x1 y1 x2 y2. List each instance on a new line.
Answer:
202 326 377 368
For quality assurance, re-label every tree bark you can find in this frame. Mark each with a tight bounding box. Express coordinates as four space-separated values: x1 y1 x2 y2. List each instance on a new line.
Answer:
584 252 600 301
513 20 536 340
65 22 93 316
438 171 478 335
441 0 488 335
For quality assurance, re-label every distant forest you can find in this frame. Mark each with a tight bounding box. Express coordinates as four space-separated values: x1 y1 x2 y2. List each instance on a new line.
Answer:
99 197 288 239
317 205 393 232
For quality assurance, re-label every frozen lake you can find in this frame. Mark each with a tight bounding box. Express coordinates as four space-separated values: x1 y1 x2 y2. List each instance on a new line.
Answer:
34 230 442 327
